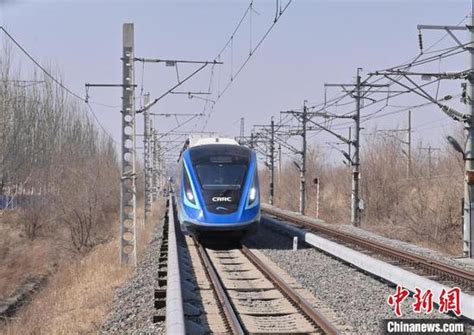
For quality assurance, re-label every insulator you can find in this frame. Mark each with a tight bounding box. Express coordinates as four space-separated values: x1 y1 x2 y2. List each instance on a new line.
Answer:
418 31 424 52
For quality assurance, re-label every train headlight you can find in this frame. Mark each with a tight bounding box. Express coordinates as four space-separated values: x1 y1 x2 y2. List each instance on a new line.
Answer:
249 187 257 203
183 168 196 205
186 190 194 202
247 168 259 208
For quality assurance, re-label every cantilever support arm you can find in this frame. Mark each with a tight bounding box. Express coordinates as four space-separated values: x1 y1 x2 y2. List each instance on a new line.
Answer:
307 118 352 144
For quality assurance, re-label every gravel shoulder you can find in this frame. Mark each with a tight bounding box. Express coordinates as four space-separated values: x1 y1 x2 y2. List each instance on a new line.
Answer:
101 222 165 335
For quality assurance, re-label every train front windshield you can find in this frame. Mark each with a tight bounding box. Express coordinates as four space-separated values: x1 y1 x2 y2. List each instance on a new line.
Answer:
189 144 251 214
195 163 247 190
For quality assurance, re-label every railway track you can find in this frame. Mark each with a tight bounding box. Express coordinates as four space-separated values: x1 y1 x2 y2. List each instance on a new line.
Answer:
164 195 342 334
190 238 341 334
262 205 474 293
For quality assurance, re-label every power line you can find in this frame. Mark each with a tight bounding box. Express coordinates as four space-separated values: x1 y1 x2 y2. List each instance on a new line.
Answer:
85 103 119 144
200 0 293 131
218 0 293 99
0 26 86 101
216 2 253 58
0 26 118 142
276 14 469 123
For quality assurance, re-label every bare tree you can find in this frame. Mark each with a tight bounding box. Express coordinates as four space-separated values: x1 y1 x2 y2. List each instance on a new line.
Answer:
0 46 119 248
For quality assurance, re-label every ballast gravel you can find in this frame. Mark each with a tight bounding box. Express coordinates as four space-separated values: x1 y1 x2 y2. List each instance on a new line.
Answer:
244 218 455 335
101 223 165 335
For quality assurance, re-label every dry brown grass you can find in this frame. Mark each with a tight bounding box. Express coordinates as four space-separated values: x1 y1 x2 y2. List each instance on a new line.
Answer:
0 211 68 301
264 133 464 256
1 199 164 335
3 238 131 335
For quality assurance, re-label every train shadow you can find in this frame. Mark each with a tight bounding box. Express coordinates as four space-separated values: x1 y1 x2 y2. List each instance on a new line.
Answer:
196 234 243 250
188 218 311 252
242 217 311 251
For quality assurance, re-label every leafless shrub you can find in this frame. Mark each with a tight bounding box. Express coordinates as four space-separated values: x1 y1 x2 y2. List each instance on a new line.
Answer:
19 196 50 240
262 130 464 254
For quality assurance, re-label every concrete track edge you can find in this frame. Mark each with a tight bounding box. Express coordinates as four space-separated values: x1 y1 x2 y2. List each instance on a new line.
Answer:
166 195 186 334
264 216 474 321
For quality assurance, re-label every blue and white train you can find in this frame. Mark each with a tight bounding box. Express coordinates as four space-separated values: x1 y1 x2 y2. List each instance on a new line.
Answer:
177 138 260 238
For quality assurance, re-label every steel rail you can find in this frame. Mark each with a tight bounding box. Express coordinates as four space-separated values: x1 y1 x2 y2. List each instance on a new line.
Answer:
241 245 341 335
262 206 474 288
194 239 245 335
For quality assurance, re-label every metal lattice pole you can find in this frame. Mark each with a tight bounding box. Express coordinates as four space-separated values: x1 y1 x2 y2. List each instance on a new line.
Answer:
325 70 388 226
465 12 474 257
120 23 137 265
159 155 165 191
278 143 282 186
415 14 474 257
351 69 361 227
300 101 307 215
407 110 412 178
152 129 160 199
239 117 245 144
269 117 275 205
150 121 156 201
143 93 152 222
348 127 352 168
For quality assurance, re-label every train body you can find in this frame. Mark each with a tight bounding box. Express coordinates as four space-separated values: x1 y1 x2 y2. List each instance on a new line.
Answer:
177 138 260 237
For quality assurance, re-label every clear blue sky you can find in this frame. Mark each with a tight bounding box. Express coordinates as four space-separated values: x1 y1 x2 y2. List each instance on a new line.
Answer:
0 0 471 162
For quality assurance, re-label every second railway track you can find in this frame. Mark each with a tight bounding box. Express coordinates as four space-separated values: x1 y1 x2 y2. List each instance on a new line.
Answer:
262 205 474 293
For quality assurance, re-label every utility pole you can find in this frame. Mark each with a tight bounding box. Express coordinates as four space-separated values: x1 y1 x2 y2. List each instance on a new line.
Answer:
407 110 412 178
252 122 296 206
150 121 156 201
143 93 152 223
152 128 160 199
325 68 388 227
369 16 473 255
373 111 412 177
85 24 139 265
314 177 320 218
269 117 275 205
85 24 220 264
428 146 432 178
121 23 137 265
278 143 282 185
348 127 352 163
352 69 362 227
251 120 279 205
279 102 329 215
239 117 245 144
419 145 440 178
300 101 308 215
467 11 474 258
